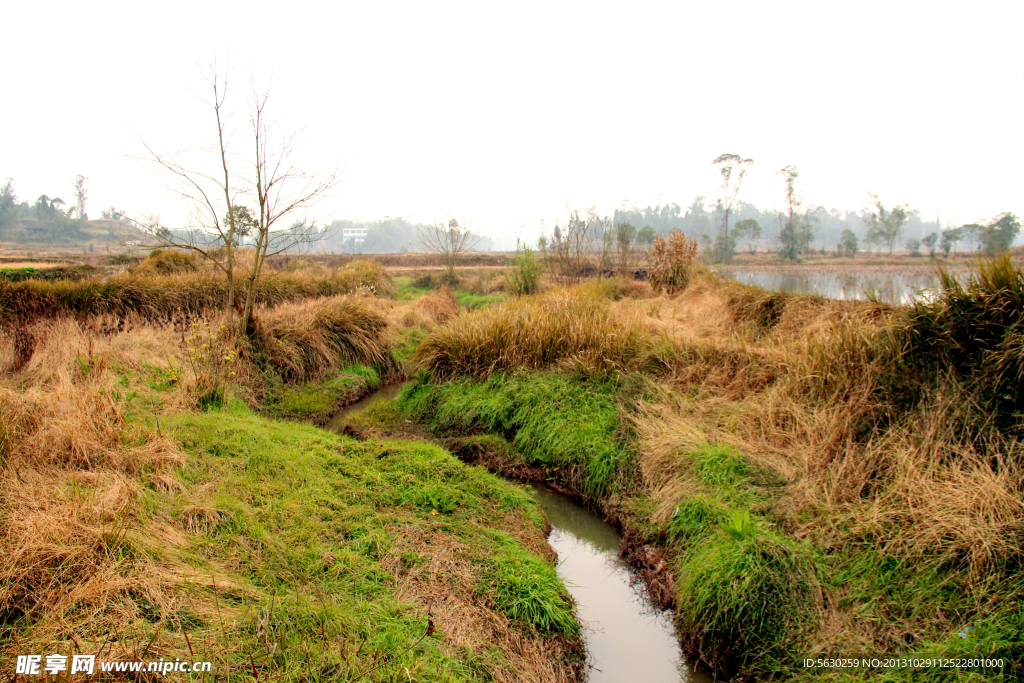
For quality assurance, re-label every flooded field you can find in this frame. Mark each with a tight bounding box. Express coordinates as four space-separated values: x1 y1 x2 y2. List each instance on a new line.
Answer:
717 264 965 304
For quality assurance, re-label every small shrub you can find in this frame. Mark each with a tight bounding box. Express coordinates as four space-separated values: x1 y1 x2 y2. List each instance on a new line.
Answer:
131 249 198 276
504 247 542 296
411 273 435 290
436 271 460 288
182 315 237 408
648 230 699 293
333 259 395 297
105 253 137 266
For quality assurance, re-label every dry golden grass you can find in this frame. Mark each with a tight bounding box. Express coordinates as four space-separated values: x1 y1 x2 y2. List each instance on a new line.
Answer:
414 287 658 379
0 267 393 325
625 273 1024 581
613 273 1024 665
0 320 200 654
254 294 393 382
0 261 66 269
0 295 403 662
418 285 462 324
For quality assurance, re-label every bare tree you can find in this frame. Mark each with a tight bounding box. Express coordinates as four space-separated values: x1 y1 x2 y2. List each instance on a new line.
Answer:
134 62 339 332
418 216 481 284
546 209 600 284
615 221 636 275
711 153 754 240
594 213 615 277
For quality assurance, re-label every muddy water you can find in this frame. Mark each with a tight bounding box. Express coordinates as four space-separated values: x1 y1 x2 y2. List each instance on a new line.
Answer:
330 389 710 682
532 484 710 683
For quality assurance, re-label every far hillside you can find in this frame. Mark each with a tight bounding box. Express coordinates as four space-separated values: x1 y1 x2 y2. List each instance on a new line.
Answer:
0 178 146 256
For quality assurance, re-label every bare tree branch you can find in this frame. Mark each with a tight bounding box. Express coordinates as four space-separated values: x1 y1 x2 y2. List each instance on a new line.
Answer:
130 62 341 331
417 215 482 283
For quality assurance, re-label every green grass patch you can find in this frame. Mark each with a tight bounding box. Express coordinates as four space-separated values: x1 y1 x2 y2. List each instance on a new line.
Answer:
395 276 434 300
398 370 637 497
480 534 579 637
394 326 427 366
163 404 578 680
453 290 506 310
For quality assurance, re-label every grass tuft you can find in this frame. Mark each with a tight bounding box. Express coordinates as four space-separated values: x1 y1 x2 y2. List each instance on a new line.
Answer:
675 528 817 678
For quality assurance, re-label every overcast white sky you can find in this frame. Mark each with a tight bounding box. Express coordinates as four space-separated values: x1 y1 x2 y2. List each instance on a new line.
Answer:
3 1 1022 244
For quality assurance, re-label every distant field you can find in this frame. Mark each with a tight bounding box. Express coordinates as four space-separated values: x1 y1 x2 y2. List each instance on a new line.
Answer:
0 261 66 269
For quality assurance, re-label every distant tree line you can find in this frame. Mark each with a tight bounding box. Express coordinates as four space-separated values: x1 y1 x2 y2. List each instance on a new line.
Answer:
606 157 1020 263
0 175 131 246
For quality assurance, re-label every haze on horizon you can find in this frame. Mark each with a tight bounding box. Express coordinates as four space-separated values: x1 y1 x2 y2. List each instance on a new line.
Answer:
3 0 1021 248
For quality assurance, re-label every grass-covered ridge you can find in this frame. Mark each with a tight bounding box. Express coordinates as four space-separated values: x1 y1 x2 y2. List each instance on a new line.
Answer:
0 257 395 324
160 405 581 680
412 287 657 379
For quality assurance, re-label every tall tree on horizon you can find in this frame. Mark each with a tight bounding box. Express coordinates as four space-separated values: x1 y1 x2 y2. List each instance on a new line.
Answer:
711 153 753 241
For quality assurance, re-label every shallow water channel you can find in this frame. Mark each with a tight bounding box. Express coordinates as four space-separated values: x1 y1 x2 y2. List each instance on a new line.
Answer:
331 386 710 682
532 484 710 683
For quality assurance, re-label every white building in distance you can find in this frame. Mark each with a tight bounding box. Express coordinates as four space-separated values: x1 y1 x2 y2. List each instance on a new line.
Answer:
342 226 368 244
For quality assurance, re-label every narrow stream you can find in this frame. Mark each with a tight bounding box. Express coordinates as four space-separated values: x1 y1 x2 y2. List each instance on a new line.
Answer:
533 484 710 683
331 387 710 682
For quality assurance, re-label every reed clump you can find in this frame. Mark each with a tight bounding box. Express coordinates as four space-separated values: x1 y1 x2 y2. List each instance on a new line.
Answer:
253 295 392 383
891 253 1024 435
418 285 461 324
413 288 657 379
332 258 396 297
649 230 700 293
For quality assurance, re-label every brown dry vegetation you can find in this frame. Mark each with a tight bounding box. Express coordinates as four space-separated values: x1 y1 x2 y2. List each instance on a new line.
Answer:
0 319 202 661
417 286 461 324
622 272 1024 665
626 271 1023 564
377 523 580 683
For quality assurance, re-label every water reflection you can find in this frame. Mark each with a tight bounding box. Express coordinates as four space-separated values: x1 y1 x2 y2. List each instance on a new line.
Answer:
532 484 711 683
717 266 964 304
